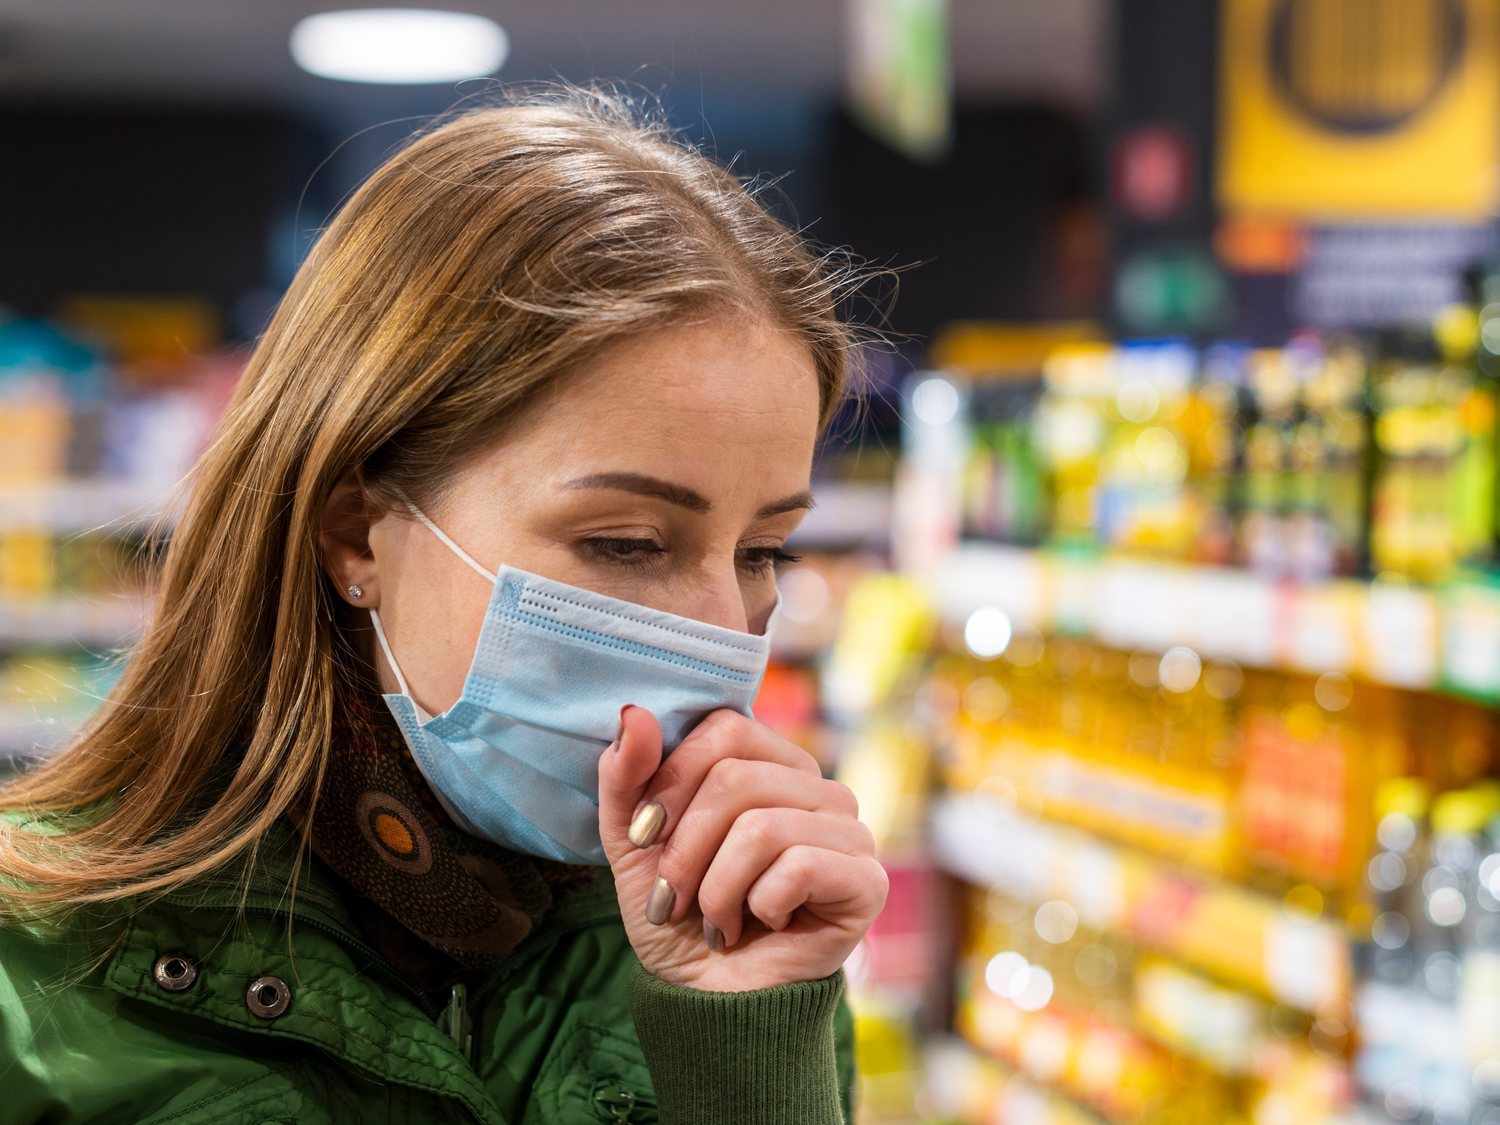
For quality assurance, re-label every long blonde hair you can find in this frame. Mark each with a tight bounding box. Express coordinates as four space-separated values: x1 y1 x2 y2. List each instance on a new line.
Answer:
0 86 865 916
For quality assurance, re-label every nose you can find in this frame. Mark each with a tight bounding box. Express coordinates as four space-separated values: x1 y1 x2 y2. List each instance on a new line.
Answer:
676 567 754 634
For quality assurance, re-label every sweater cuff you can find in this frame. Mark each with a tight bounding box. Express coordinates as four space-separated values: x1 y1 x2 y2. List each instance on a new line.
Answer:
627 960 847 1125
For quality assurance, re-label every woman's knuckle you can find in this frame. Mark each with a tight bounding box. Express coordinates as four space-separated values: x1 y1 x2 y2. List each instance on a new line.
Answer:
782 844 818 885
736 807 780 852
707 755 750 794
793 748 822 774
691 709 740 749
822 779 859 816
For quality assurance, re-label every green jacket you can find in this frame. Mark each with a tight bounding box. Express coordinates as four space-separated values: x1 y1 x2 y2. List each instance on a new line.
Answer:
0 813 855 1123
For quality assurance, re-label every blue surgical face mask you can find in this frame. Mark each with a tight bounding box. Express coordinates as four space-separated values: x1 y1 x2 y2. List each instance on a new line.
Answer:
367 489 782 865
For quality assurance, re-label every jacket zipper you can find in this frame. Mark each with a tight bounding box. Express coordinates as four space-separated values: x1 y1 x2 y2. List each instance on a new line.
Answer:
595 1087 636 1121
440 981 474 1064
467 905 615 1012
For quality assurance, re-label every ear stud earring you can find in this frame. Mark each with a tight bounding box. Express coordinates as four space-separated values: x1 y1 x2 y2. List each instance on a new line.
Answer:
347 585 364 600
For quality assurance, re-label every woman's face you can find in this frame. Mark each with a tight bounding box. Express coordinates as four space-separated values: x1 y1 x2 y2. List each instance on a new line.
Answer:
363 312 821 715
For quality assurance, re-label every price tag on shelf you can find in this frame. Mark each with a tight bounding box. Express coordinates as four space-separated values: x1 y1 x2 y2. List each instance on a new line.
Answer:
932 545 1047 630
1136 564 1185 651
1193 569 1277 666
1094 562 1134 649
793 482 891 547
1281 582 1359 675
1441 580 1500 702
996 549 1047 630
928 546 1461 696
0 480 170 533
1097 560 1181 651
1363 582 1439 690
932 794 1051 903
1065 839 1125 931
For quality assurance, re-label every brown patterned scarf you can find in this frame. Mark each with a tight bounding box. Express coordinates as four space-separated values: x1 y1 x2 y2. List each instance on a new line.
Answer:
287 680 600 993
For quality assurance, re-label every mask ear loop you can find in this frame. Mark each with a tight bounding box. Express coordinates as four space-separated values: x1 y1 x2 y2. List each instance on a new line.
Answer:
366 483 498 701
368 608 412 698
387 483 497 583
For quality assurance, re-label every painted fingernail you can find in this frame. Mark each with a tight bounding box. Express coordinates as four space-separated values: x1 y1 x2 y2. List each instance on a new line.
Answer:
645 877 675 925
628 801 666 848
703 918 726 953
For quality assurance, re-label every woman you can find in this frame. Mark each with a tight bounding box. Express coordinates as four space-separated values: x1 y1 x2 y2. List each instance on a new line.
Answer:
0 88 887 1123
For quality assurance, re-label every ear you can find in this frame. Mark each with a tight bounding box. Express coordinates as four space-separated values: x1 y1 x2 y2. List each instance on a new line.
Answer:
319 468 381 608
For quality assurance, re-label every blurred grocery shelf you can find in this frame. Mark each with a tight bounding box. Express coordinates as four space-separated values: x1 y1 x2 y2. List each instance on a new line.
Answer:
0 593 149 648
0 479 179 534
933 791 1351 1012
927 542 1500 700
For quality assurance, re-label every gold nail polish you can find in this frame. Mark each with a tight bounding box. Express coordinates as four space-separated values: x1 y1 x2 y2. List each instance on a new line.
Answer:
645 877 675 925
703 918 726 953
628 801 666 848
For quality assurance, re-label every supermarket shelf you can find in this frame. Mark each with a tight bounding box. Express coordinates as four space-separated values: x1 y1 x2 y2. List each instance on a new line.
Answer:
923 1035 1108 1125
0 594 149 647
931 790 1352 1012
0 480 179 534
956 987 1182 1124
923 542 1500 696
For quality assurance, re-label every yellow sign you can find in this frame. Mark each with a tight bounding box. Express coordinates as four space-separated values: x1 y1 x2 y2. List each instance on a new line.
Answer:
1219 0 1500 218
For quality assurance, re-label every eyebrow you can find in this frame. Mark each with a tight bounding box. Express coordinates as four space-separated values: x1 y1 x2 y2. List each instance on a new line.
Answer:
563 472 815 519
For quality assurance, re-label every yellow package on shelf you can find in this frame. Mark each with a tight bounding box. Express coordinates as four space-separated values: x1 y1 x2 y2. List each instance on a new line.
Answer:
837 718 933 860
823 572 937 721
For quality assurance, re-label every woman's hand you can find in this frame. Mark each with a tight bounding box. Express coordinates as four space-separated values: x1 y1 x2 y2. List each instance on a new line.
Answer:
597 704 887 992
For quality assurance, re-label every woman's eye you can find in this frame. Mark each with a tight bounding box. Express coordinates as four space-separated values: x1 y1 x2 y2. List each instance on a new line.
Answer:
583 537 666 567
738 546 802 574
581 539 801 575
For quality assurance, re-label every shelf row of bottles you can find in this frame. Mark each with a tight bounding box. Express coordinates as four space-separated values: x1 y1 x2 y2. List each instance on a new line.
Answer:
935 775 1500 1124
941 630 1497 897
914 605 1500 1123
0 314 239 492
904 296 1500 588
810 557 1500 1121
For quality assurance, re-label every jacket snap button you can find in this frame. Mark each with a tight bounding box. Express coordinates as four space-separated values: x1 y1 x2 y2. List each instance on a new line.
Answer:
246 976 291 1019
152 953 198 992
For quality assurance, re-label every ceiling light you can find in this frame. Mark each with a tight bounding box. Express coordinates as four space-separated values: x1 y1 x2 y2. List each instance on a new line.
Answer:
290 8 508 85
